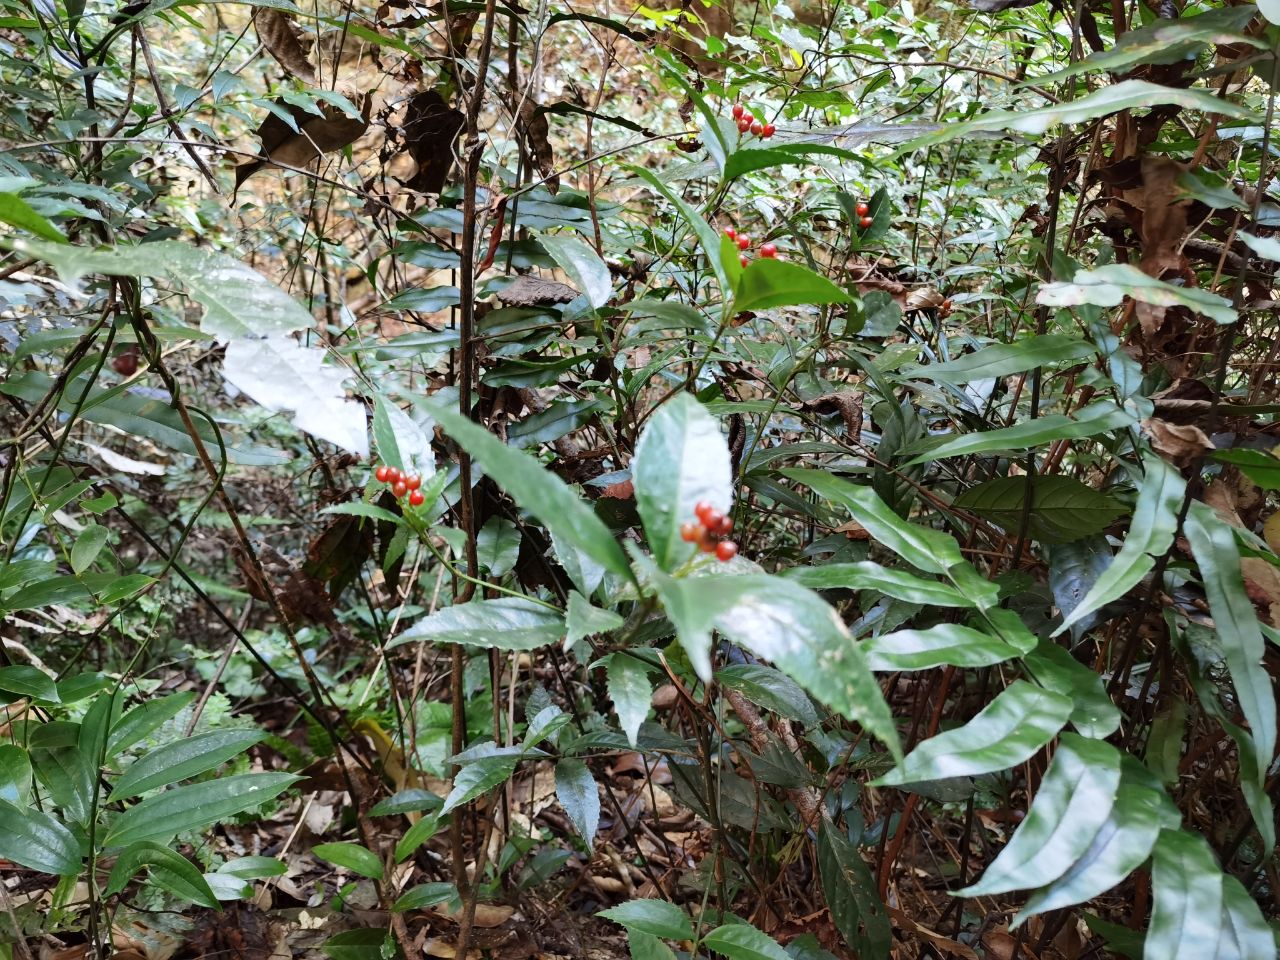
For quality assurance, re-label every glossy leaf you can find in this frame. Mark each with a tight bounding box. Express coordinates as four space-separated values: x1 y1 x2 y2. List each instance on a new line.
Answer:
566 591 624 651
106 692 195 758
540 234 612 308
439 756 518 816
633 392 733 571
476 517 521 577
103 772 299 848
606 653 652 748
391 597 564 651
701 924 790 960
0 191 66 241
716 663 819 726
368 788 444 817
598 898 694 941
1184 502 1276 797
313 842 384 879
555 759 600 847
902 402 1135 466
0 665 59 702
393 882 456 912
1039 263 1235 324
373 394 435 479
105 840 219 909
1055 454 1185 636
1021 640 1122 739
110 728 266 799
781 562 973 607
70 523 109 574
902 334 1096 384
817 822 890 960
876 682 1072 786
954 475 1127 544
627 164 730 302
1146 830 1224 960
0 745 32 805
422 397 632 585
862 624 1021 672
1212 448 1280 490
962 733 1122 896
0 799 80 874
217 855 287 879
733 258 851 314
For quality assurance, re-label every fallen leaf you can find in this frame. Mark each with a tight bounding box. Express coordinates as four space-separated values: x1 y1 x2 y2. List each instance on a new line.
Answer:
1142 417 1214 468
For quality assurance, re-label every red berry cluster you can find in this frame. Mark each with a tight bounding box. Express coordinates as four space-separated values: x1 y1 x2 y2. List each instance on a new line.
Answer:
730 103 776 139
855 200 873 231
724 227 779 268
680 501 738 562
375 464 426 506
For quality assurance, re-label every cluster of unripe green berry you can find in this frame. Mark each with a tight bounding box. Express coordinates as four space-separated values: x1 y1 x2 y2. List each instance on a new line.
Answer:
680 501 738 562
724 226 778 269
855 200 873 230
730 103 775 139
374 464 425 506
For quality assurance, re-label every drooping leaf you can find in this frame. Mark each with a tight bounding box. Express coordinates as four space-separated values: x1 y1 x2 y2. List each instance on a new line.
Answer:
0 799 80 875
555 759 600 847
626 164 731 303
105 840 220 909
733 258 851 314
1038 263 1236 325
817 822 890 960
781 561 973 607
632 392 733 571
539 234 612 308
716 663 820 727
875 681 1072 785
390 597 564 651
953 475 1128 544
566 592 624 651
1048 536 1116 639
901 402 1135 466
373 395 435 479
476 517 521 578
1021 640 1122 739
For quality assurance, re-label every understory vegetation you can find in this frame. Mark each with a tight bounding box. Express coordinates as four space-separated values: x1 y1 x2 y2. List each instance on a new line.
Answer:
2 0 1280 957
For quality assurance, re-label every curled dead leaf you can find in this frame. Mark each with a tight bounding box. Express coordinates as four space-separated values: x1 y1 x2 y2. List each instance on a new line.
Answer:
254 10 316 84
1142 417 1214 468
404 89 464 195
235 94 371 191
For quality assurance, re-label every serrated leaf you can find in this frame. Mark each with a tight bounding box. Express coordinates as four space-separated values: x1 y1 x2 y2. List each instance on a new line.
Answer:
103 772 299 848
566 592 624 651
599 899 694 940
606 653 652 748
555 759 599 847
876 681 1072 786
312 842 383 879
633 393 732 571
439 756 518 816
701 924 790 960
110 729 265 799
954 475 1128 544
391 597 564 651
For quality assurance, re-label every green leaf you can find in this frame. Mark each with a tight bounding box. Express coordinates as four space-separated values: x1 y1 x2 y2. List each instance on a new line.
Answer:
0 665 59 702
110 728 266 800
0 745 32 805
1021 640 1122 739
902 334 1096 384
701 924 790 960
555 759 600 847
391 597 564 651
953 475 1128 544
633 392 733 571
1184 502 1276 822
0 192 67 241
626 164 731 303
394 812 442 862
312 842 384 880
716 663 819 726
369 788 444 817
906 79 1254 150
722 142 864 180
566 592 624 650
1038 263 1236 325
70 523 110 574
862 624 1022 671
599 899 695 941
0 799 80 875
105 840 219 909
606 653 652 748
216 856 287 879
902 402 1135 466
382 285 461 312
1147 829 1224 959
875 681 1072 786
782 561 973 607
320 929 395 960
1211 448 1280 490
539 234 612 308
393 882 457 912
103 772 299 848
817 822 890 960
476 517 521 577
627 931 679 960
373 394 435 479
510 398 604 449
651 568 901 760
422 397 632 586
106 692 196 758
1054 454 1185 636
961 733 1122 896
733 258 851 314
439 756 518 816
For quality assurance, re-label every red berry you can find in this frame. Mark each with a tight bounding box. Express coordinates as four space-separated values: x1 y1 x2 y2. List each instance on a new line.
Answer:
680 522 702 543
716 540 738 562
715 515 733 536
724 227 737 241
694 501 713 523
856 201 870 216
742 111 754 124
408 489 425 507
737 236 750 250
761 123 776 138
731 103 744 119
859 216 874 229
386 466 402 483
112 347 139 376
702 508 724 531
375 465 390 483
699 534 718 553
405 474 422 490
749 121 763 136
392 480 408 498
737 119 751 133
760 242 777 258
739 255 749 267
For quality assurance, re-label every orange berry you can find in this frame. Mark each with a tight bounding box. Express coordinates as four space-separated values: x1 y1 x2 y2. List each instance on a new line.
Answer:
680 522 702 543
716 540 738 562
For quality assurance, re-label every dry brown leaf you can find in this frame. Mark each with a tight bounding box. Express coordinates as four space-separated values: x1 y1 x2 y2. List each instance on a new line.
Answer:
1142 417 1214 468
888 907 980 959
404 89 464 195
254 10 316 83
235 96 370 191
496 275 579 307
519 101 558 193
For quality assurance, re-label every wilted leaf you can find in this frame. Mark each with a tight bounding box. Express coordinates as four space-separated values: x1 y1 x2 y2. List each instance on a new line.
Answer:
254 9 316 83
